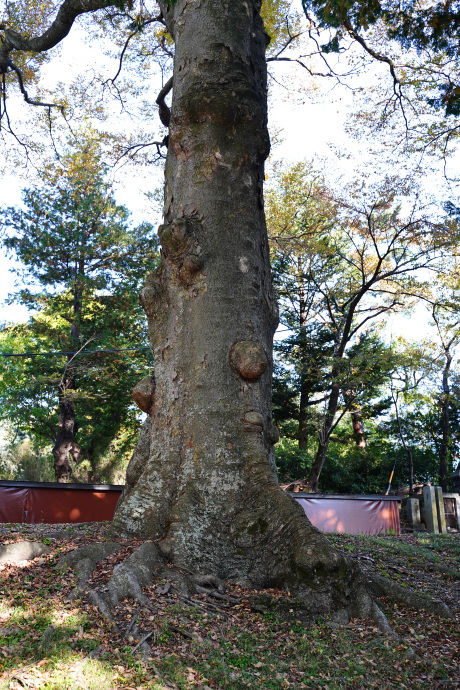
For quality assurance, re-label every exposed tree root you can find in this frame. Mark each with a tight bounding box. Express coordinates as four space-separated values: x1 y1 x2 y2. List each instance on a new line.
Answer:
62 542 122 598
248 590 395 636
57 533 452 658
367 572 455 619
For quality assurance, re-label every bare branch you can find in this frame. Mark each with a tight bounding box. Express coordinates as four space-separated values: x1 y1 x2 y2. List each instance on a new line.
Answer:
114 139 168 165
342 19 409 132
156 76 173 127
0 0 115 55
103 14 163 87
7 58 65 114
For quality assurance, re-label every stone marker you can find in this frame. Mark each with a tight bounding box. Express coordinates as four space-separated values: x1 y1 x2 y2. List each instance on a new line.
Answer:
450 462 460 493
406 497 421 525
435 486 447 534
422 485 439 534
443 493 460 529
0 541 50 563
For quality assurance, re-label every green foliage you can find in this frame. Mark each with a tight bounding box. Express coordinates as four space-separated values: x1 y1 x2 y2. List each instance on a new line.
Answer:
0 424 54 482
262 0 303 55
0 134 159 483
268 161 460 492
275 434 311 481
301 0 460 68
2 138 156 305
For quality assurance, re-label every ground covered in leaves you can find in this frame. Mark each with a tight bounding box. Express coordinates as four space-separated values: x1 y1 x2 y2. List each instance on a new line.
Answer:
0 523 459 689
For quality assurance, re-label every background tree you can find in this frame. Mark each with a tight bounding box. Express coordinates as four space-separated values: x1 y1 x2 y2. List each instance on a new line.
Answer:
300 0 460 164
430 302 460 492
274 329 397 489
268 164 457 491
0 134 158 481
267 161 338 452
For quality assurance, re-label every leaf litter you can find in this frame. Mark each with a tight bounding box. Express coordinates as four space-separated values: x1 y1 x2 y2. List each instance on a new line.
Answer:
0 522 458 689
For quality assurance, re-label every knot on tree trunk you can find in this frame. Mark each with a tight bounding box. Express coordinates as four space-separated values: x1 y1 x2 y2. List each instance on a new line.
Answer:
139 271 164 318
133 376 156 414
229 341 268 381
242 410 264 433
159 217 205 288
266 424 280 444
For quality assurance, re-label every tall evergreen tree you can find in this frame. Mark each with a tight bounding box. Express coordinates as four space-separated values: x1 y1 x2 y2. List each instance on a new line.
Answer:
0 136 158 481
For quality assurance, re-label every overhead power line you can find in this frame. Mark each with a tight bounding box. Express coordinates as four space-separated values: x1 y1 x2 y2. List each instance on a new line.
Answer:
1 346 151 359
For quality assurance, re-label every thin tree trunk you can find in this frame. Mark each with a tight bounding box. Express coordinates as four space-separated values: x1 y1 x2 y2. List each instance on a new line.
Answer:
350 407 366 448
304 378 341 491
439 354 452 492
408 446 414 497
297 270 310 451
391 386 413 496
341 387 366 448
53 392 78 481
305 289 366 491
305 439 328 493
298 386 310 450
343 390 366 448
52 285 82 481
431 305 457 494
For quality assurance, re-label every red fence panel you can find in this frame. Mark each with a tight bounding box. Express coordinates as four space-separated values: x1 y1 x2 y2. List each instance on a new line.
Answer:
0 487 28 523
0 481 123 524
293 494 400 535
26 487 122 524
0 482 399 534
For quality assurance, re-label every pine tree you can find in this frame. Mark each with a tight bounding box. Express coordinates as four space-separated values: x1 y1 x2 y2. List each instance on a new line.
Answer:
0 135 158 481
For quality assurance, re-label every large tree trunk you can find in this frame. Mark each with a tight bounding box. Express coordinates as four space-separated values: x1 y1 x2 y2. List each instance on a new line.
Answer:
110 0 373 619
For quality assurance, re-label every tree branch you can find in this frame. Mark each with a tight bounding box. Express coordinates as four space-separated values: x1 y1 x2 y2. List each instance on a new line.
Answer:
342 19 409 131
7 58 65 114
156 76 173 127
0 0 115 56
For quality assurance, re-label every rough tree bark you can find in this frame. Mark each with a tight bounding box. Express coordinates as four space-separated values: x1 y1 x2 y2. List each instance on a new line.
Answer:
52 392 80 481
350 407 366 448
344 391 366 448
52 286 82 481
107 0 379 620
